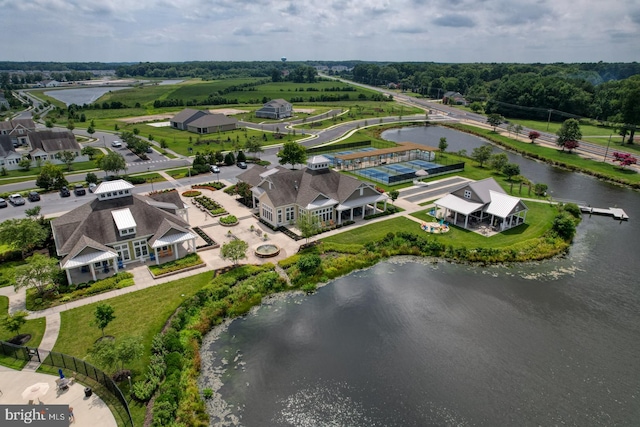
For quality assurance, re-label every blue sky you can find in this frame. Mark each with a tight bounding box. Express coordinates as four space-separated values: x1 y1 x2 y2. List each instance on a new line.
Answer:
1 0 639 63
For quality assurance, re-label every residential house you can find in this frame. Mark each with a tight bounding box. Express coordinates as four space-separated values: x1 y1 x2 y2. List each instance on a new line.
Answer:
51 180 196 284
0 135 24 170
38 80 61 87
255 99 293 120
433 177 528 231
0 93 10 110
27 130 88 165
237 155 388 228
442 91 468 106
170 108 238 134
0 118 36 147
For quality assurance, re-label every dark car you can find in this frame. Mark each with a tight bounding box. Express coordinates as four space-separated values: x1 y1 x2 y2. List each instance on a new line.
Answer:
28 191 41 202
74 184 86 196
60 186 71 197
0 198 7 208
237 161 247 169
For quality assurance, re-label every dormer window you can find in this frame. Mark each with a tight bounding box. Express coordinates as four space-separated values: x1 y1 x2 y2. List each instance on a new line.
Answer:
112 208 137 238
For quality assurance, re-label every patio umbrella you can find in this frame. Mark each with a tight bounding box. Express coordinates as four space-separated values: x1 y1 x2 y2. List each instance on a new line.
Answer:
22 383 50 402
415 169 429 177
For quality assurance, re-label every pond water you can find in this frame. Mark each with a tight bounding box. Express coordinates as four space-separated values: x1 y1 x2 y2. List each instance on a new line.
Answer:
44 86 128 106
200 126 640 426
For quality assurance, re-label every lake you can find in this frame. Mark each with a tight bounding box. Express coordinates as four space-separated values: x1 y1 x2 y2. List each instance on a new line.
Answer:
200 126 640 426
44 86 128 106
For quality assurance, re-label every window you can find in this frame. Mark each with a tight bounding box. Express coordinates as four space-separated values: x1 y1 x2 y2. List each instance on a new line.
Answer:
120 227 136 237
277 209 282 224
313 207 333 223
133 239 149 258
464 190 472 199
262 205 273 222
285 206 295 222
113 243 131 262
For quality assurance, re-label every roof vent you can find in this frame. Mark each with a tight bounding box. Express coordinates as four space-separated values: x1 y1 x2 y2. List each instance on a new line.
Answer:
294 180 298 191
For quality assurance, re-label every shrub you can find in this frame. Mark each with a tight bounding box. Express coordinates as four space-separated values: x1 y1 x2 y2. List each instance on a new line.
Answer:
219 215 238 225
552 212 577 241
297 254 322 275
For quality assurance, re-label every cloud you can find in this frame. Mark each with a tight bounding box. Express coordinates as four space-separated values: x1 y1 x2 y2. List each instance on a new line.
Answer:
432 14 476 28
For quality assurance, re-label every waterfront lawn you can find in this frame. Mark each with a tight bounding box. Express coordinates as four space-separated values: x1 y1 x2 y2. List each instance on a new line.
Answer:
53 271 212 426
323 202 557 251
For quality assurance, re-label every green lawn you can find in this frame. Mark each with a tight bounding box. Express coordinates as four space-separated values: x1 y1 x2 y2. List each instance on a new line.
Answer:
0 296 47 348
323 201 558 250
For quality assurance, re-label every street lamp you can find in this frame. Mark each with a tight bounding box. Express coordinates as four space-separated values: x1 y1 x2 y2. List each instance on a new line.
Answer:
147 166 154 192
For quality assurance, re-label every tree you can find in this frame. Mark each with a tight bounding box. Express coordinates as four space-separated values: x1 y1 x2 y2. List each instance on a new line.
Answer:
528 131 541 144
97 152 127 176
25 206 42 220
502 163 520 181
0 218 49 258
93 304 116 337
438 137 448 153
514 124 523 138
2 310 29 337
564 140 580 153
85 172 98 184
214 150 224 164
277 141 307 169
469 102 483 113
236 151 247 162
18 158 31 171
221 239 248 266
487 114 503 131
552 212 577 241
533 183 548 196
81 145 98 160
296 213 320 244
612 152 638 169
66 119 75 132
13 253 60 297
224 152 235 166
35 162 67 190
59 150 76 171
556 118 582 151
471 145 493 167
388 190 399 205
114 335 144 370
45 120 53 128
489 152 508 171
245 137 263 159
87 125 95 136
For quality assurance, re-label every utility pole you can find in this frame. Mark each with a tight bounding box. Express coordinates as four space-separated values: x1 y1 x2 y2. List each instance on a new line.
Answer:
546 109 552 131
603 134 612 162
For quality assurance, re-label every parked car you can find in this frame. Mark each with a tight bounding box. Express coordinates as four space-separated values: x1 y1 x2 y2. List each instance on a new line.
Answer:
8 194 26 206
237 161 247 169
88 183 97 193
60 186 71 197
111 140 122 148
146 146 153 153
74 184 86 196
0 198 7 208
28 191 41 202
210 165 221 173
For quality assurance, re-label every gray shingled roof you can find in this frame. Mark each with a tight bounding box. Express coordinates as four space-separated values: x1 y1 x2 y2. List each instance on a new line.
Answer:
238 165 379 208
29 130 79 152
170 108 204 124
51 193 191 256
0 135 17 157
450 177 505 204
188 114 237 128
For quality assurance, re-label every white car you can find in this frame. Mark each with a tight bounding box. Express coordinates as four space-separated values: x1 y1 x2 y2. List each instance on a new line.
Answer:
111 140 122 148
8 194 26 206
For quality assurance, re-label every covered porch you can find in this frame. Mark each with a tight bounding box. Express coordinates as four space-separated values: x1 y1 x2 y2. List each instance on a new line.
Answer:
62 249 120 285
336 193 388 224
148 231 197 266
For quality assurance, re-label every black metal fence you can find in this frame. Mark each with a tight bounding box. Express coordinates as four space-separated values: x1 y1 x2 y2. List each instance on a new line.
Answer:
0 341 133 427
385 162 466 185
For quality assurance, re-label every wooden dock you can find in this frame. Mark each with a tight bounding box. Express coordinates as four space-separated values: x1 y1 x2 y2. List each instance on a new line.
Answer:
579 206 629 220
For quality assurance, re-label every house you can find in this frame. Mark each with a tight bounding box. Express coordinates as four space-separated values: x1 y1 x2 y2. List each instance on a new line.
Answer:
170 108 238 134
433 178 528 231
51 180 196 284
0 93 10 110
237 155 388 228
38 80 61 88
27 130 88 165
0 135 24 169
0 118 36 146
255 99 293 120
442 91 468 106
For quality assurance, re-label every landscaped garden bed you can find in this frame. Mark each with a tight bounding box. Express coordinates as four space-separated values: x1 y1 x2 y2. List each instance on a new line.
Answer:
193 181 226 191
193 227 219 250
148 253 205 277
182 190 202 197
219 215 239 226
26 272 135 311
193 195 227 216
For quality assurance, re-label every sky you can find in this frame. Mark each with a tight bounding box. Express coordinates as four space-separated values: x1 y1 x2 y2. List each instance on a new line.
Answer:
1 0 639 63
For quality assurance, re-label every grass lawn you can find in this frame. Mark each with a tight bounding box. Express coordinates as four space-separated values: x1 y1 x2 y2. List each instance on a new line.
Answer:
323 201 557 250
53 271 212 426
0 296 47 348
0 259 25 288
